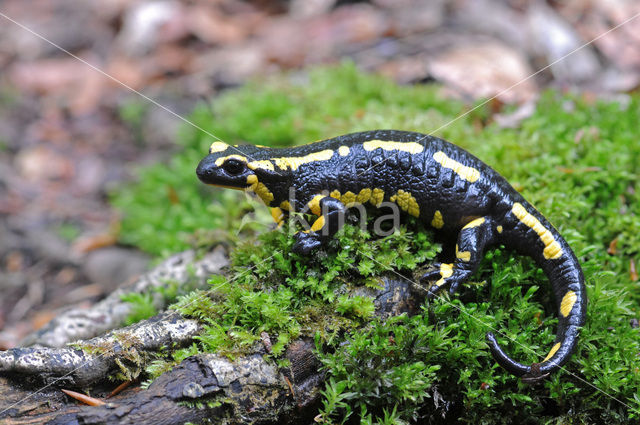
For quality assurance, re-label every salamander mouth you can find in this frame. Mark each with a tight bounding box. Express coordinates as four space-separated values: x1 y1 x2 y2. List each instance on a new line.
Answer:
204 183 249 191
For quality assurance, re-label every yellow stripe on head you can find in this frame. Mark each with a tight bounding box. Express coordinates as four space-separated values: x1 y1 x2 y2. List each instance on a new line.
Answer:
215 154 248 167
273 150 334 171
248 160 275 171
209 142 229 153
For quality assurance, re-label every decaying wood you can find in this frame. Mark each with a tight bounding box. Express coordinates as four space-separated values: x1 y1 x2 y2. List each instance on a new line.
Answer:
0 311 201 387
20 247 227 348
0 247 426 424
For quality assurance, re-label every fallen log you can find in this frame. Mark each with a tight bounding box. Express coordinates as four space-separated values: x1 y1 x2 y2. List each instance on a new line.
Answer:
0 272 422 424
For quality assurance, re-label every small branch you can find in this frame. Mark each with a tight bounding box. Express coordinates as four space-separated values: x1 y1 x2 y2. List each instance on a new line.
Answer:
20 248 227 348
0 311 201 387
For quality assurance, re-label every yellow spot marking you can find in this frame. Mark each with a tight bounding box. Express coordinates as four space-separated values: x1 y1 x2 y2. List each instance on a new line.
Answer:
463 217 485 229
308 195 325 216
435 263 454 286
341 191 357 206
362 140 424 154
270 207 284 224
456 245 471 262
247 160 275 171
560 291 577 317
209 142 229 153
511 203 563 260
215 154 247 167
389 190 420 217
331 188 382 207
280 201 292 211
338 146 350 156
273 149 334 171
310 215 326 232
370 188 384 207
246 175 274 204
431 210 444 229
433 151 480 183
496 225 503 234
543 342 561 362
356 188 372 204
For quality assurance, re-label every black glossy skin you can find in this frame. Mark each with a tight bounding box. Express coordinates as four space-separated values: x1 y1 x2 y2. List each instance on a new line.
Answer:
196 130 586 382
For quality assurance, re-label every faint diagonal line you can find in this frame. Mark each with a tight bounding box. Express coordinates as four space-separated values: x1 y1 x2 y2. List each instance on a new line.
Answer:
355 9 640 179
362 252 632 410
0 10 268 164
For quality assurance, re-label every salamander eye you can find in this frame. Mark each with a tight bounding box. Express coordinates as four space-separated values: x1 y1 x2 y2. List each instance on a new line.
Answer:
223 158 246 175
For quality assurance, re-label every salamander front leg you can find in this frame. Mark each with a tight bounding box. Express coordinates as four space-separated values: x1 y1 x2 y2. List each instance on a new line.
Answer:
293 196 346 255
421 217 495 298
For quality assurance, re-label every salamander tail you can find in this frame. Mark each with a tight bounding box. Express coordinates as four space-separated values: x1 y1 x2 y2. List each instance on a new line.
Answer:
486 323 582 382
486 221 586 382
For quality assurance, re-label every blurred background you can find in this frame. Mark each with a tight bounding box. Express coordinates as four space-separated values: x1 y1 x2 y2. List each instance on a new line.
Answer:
0 0 639 348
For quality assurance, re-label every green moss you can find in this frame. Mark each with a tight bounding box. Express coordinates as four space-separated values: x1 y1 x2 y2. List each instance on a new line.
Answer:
110 64 640 422
170 219 439 360
136 218 438 384
120 275 201 326
120 292 158 326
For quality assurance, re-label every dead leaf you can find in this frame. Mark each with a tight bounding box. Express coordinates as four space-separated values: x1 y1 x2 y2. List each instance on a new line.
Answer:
15 146 74 183
72 233 117 254
428 42 538 104
187 5 250 44
575 0 640 71
527 1 601 83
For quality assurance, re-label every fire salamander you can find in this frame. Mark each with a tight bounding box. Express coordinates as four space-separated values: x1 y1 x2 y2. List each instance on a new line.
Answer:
196 130 586 382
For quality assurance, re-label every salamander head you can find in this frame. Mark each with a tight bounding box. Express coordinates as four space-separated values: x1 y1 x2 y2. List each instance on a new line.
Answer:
196 152 252 190
196 142 285 204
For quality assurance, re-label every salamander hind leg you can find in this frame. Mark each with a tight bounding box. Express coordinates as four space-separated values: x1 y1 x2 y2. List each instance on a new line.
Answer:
421 217 496 298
